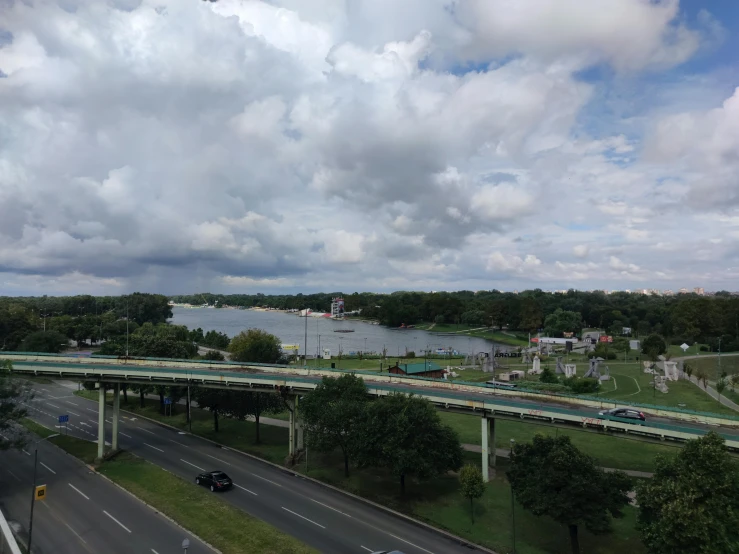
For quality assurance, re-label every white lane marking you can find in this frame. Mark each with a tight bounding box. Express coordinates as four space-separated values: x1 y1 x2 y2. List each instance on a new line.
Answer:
310 498 352 518
47 403 62 409
85 408 97 413
251 473 282 487
205 453 230 466
151 550 160 554
40 462 56 475
144 443 164 453
80 422 91 427
22 450 31 456
69 483 90 500
105 420 113 424
120 432 132 439
281 507 325 529
137 427 157 435
234 484 258 496
180 459 206 471
67 410 81 416
6 470 21 482
360 547 373 553
169 439 188 447
65 522 87 544
103 510 132 533
386 533 436 554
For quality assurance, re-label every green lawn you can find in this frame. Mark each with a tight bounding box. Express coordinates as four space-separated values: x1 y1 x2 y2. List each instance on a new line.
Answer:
21 419 98 464
688 355 739 378
22 418 316 554
438 412 676 473
600 362 739 416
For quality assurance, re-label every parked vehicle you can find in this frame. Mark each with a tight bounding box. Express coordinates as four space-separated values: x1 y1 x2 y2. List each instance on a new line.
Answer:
195 470 233 492
598 407 646 424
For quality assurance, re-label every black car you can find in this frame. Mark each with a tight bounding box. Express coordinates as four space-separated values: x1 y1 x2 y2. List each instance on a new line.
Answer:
195 470 233 492
598 407 646 424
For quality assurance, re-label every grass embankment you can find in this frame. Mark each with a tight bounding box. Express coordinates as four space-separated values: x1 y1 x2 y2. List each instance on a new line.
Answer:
21 418 316 554
685 356 739 406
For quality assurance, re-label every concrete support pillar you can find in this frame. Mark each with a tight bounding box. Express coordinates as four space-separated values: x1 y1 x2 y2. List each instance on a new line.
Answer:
481 416 489 482
97 385 107 460
489 416 496 469
287 397 296 457
111 383 120 451
295 396 304 451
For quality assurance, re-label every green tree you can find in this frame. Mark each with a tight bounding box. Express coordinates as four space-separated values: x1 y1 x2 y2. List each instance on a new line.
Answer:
356 393 464 494
695 367 709 389
684 362 694 382
641 334 667 361
228 329 282 363
459 464 485 524
539 366 559 384
1 360 34 451
636 432 739 554
544 308 583 337
204 349 225 361
20 330 68 353
507 434 632 554
301 374 369 477
716 377 727 404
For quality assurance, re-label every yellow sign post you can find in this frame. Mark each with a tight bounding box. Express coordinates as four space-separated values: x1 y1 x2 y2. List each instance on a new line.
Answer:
35 484 47 501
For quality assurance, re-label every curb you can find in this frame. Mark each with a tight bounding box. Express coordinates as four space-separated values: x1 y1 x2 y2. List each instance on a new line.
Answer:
92 462 222 554
111 404 499 554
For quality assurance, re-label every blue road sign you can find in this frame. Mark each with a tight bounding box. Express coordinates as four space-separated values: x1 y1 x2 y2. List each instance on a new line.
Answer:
58 415 69 423
164 398 172 405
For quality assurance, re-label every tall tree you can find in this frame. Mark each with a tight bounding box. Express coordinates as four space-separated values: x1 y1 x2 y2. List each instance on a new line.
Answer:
20 330 69 353
0 360 33 451
300 374 369 477
355 393 464 493
641 334 667 361
507 434 632 554
637 432 739 554
459 464 485 524
228 329 282 363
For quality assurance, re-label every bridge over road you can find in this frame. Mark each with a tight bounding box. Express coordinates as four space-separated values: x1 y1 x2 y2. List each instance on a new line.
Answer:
4 353 739 482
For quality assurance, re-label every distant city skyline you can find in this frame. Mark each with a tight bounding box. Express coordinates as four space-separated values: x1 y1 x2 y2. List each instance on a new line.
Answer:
1 1 739 296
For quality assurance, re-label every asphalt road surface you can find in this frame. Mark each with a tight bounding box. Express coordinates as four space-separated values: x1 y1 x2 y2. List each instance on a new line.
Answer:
20 380 486 554
0 424 211 554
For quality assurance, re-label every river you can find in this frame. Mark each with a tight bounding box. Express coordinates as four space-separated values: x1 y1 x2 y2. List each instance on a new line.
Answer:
169 306 500 357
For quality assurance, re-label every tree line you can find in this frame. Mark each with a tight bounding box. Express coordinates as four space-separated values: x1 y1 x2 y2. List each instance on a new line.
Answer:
170 290 739 352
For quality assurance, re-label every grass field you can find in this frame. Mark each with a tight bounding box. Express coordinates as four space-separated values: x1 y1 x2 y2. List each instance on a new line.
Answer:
599 361 738 416
22 418 317 554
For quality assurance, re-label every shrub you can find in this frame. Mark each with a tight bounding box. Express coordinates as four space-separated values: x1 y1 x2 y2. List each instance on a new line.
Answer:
564 377 600 394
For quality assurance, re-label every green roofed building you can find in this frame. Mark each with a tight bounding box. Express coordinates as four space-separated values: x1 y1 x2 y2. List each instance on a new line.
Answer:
388 361 444 379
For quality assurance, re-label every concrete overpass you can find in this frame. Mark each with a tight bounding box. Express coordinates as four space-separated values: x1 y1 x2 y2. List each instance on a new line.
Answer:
5 352 739 481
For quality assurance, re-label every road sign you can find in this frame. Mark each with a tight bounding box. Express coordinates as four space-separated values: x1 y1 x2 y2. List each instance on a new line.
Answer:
164 398 173 405
182 538 190 553
58 415 69 424
680 343 690 352
35 484 47 501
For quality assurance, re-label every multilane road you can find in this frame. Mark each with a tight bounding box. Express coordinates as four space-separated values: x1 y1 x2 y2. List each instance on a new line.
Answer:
0 422 211 554
19 380 485 554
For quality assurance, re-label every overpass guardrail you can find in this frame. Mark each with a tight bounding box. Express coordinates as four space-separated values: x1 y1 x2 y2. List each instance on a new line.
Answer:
5 355 739 452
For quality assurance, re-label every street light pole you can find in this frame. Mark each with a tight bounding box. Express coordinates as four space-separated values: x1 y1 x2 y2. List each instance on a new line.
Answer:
510 438 517 554
28 433 60 553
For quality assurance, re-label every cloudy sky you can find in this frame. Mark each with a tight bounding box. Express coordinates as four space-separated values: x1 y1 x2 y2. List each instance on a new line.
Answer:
1 0 738 296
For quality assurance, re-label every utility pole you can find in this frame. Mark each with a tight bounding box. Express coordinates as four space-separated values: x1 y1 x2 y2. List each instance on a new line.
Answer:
718 337 722 380
126 299 130 359
304 306 308 367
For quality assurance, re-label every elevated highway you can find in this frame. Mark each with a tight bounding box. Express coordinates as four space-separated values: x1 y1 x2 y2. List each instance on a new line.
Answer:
4 353 739 481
